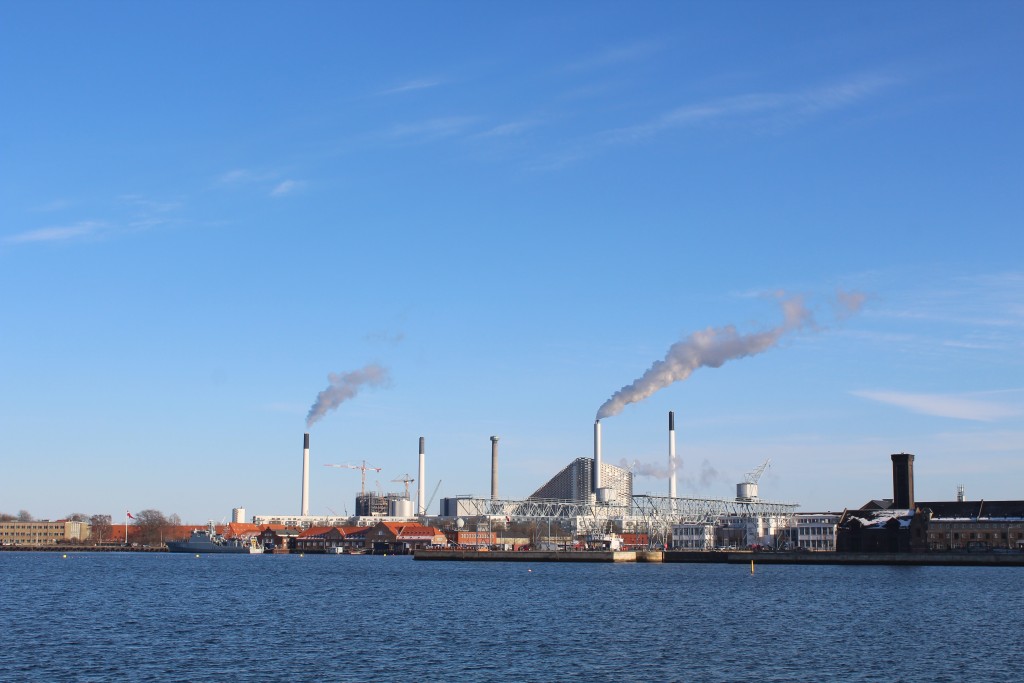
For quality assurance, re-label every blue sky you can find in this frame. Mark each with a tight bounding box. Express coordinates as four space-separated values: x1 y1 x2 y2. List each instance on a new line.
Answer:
2 2 1022 523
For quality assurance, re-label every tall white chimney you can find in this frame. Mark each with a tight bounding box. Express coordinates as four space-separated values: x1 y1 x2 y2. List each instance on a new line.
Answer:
669 411 677 498
490 436 499 500
417 436 426 516
301 432 310 516
593 419 602 494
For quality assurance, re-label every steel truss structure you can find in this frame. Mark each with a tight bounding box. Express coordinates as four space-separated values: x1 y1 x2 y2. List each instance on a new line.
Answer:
442 495 799 542
631 495 798 546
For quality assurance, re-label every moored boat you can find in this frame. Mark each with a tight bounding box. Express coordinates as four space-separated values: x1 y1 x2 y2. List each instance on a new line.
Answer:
166 522 263 554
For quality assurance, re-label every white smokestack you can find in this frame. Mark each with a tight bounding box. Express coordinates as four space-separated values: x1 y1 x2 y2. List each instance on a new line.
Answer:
417 436 425 516
593 420 602 494
669 411 677 498
490 436 499 500
301 432 310 516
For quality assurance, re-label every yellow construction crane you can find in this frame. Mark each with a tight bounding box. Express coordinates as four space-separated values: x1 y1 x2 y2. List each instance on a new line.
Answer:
324 460 382 497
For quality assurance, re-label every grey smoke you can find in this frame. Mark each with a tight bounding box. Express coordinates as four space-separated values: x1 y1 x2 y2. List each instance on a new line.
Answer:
306 363 391 428
597 294 814 419
619 458 667 479
624 457 720 490
696 459 720 488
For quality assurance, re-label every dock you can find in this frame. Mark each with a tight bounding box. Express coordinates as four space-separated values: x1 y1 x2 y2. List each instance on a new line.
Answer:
415 549 664 562
415 548 1024 566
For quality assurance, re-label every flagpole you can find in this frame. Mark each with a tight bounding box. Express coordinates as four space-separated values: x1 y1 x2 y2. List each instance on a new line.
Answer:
125 510 129 545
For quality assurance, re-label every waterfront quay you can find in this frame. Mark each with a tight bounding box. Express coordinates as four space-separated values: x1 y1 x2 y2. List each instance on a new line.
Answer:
415 549 663 562
0 544 166 553
416 548 1024 566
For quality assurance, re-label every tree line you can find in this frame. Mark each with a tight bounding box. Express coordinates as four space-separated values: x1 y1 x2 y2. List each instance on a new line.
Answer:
1 509 184 546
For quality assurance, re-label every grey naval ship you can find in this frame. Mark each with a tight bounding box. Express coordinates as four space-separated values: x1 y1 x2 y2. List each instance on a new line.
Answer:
166 522 262 554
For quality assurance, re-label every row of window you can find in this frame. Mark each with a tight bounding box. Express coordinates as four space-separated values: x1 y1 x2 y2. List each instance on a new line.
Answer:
932 523 1024 531
930 532 1015 540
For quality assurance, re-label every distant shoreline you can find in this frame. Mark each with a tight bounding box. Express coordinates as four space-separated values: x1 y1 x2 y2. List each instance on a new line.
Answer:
6 546 1023 566
0 545 166 553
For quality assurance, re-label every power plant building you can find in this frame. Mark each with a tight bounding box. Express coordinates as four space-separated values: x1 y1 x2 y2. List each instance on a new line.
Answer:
528 457 633 504
355 492 408 517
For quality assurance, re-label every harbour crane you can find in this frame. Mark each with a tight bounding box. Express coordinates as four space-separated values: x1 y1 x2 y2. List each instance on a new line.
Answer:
324 461 382 497
736 459 771 502
744 459 771 485
391 473 415 499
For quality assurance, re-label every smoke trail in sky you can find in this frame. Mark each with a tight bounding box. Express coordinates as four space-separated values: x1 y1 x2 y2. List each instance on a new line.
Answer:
596 294 815 419
306 363 391 428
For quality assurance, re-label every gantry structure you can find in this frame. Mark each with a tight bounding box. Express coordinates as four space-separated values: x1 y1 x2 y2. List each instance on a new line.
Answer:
439 494 799 543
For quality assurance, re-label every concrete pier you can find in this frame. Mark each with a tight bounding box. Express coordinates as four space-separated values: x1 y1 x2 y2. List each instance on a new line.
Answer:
415 549 637 562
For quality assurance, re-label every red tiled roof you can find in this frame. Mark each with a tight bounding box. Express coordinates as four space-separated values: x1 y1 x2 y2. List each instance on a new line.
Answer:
297 526 336 538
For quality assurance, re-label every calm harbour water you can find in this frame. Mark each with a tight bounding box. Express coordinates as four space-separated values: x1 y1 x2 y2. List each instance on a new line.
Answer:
2 552 1021 683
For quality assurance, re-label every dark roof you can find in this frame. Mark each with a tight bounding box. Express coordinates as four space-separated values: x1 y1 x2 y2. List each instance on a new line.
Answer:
859 499 894 511
917 500 1024 520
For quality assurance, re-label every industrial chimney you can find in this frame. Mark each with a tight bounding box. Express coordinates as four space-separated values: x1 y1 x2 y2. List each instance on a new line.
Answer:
490 436 500 500
593 420 603 497
301 433 310 516
417 437 425 516
891 452 915 509
668 411 677 498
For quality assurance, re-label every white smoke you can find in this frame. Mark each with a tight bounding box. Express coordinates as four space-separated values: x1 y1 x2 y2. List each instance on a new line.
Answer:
618 458 668 479
597 294 814 419
306 363 391 428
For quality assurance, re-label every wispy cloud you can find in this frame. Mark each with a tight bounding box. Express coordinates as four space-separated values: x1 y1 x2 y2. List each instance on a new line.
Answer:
4 220 106 245
31 199 71 212
601 74 897 145
852 389 1024 422
270 180 302 197
561 41 663 73
474 120 539 138
388 116 478 141
855 271 1024 357
533 74 898 170
218 168 278 185
376 78 443 96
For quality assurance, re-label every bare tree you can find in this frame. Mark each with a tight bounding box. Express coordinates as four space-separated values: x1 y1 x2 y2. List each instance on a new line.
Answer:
132 509 169 546
17 510 33 522
90 514 113 543
0 512 15 522
66 512 90 522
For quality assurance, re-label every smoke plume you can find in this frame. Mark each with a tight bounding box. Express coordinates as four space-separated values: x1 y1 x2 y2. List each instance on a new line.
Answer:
306 363 391 428
597 294 813 419
618 458 667 479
